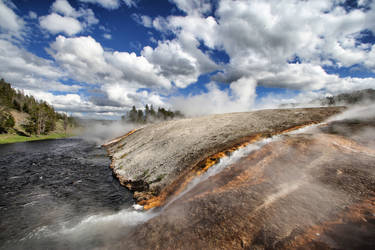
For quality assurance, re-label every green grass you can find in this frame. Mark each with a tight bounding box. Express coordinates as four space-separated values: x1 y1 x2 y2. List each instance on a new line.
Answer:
0 133 74 144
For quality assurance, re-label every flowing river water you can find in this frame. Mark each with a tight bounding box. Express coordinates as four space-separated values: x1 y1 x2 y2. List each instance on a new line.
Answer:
0 138 138 249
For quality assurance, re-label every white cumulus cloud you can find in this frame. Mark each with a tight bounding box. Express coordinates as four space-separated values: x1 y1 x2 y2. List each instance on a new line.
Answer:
131 13 152 28
0 38 80 92
39 0 98 36
52 0 77 17
48 35 171 108
40 13 83 36
162 0 375 94
171 77 257 116
28 11 37 19
79 0 136 9
0 0 24 38
142 34 218 88
103 33 112 39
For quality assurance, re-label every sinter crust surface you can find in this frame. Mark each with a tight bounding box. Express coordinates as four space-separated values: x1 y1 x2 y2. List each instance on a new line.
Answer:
106 107 344 203
113 117 375 250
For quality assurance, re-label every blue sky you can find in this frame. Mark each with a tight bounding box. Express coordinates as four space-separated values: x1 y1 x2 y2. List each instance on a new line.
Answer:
0 0 375 118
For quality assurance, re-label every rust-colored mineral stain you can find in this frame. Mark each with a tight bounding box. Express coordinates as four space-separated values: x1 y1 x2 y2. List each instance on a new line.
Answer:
123 128 137 138
103 128 138 148
140 195 165 210
139 135 262 210
139 124 315 210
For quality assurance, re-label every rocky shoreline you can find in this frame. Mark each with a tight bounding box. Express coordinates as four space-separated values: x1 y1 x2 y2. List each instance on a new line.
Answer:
105 107 344 208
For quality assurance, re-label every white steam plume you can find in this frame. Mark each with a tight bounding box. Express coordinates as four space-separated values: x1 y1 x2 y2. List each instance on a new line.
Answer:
78 120 139 145
327 103 375 122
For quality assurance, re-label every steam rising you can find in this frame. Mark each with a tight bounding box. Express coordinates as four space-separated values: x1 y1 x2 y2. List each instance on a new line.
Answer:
328 103 375 122
56 208 157 244
22 207 158 249
78 120 139 145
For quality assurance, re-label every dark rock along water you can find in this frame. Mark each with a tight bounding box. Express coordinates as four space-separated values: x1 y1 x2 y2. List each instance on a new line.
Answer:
0 138 133 249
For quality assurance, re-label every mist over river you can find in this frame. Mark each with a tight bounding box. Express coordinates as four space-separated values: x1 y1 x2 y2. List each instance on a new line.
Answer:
0 138 136 249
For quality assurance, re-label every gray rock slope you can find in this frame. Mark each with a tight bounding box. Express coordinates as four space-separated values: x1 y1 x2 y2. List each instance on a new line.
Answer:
105 107 344 205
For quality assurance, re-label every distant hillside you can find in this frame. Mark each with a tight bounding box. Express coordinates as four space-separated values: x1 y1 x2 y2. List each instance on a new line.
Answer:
279 88 375 108
320 88 375 106
0 78 76 136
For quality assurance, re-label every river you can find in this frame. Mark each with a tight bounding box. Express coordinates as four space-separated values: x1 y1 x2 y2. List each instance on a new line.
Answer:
0 138 135 249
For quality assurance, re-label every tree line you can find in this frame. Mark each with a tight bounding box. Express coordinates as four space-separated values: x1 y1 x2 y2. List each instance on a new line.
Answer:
321 88 375 106
0 78 76 135
122 104 183 123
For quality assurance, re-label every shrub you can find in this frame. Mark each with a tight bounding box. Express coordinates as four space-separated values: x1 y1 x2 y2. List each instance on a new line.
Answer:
0 110 15 133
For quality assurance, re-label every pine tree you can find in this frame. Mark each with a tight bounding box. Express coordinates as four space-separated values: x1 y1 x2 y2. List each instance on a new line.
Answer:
145 104 150 122
137 109 144 123
150 105 156 117
63 114 68 134
127 105 138 122
0 109 15 133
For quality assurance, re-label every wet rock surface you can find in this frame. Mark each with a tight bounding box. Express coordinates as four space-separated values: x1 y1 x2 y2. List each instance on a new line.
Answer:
106 107 344 205
0 138 133 249
116 119 375 250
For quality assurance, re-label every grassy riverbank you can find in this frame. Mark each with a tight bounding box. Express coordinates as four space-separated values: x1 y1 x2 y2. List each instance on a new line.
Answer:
0 132 74 144
0 109 77 144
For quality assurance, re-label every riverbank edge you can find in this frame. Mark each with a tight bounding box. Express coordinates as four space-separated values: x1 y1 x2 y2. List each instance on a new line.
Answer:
0 133 74 144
